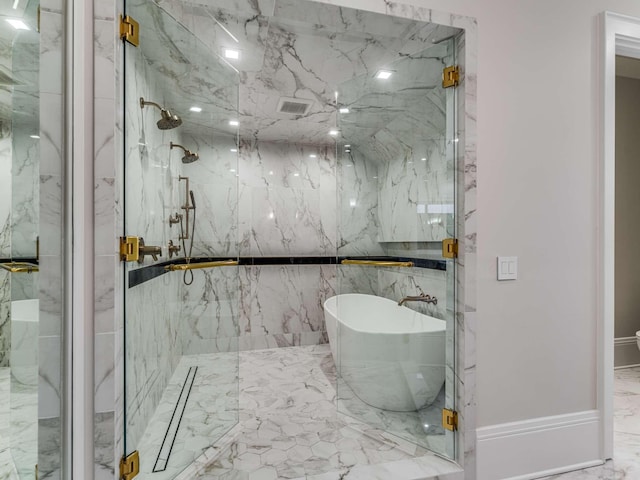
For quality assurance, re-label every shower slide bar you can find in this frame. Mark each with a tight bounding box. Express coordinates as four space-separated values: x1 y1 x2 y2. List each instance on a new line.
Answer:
0 262 39 273
164 260 239 271
341 259 413 268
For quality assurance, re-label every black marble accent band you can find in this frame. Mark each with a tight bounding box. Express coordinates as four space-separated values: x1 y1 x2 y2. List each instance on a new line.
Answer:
0 257 39 264
128 255 447 289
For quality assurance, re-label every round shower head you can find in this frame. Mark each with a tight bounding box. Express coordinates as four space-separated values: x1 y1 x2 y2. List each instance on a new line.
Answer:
170 142 199 164
157 109 183 130
181 151 199 164
140 97 183 130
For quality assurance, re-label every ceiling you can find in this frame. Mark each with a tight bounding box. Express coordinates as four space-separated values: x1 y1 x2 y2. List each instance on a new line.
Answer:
133 0 460 147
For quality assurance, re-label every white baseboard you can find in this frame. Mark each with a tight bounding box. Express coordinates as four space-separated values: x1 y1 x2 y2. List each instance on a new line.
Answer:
615 336 640 368
476 410 601 480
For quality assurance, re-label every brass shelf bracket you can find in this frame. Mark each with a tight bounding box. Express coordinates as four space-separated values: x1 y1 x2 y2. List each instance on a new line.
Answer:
165 260 239 271
341 259 414 268
0 262 39 273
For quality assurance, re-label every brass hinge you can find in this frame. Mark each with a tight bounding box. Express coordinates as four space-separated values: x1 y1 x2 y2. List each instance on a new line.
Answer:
442 408 458 431
120 15 140 47
442 65 460 88
120 236 140 262
120 451 140 480
442 238 458 259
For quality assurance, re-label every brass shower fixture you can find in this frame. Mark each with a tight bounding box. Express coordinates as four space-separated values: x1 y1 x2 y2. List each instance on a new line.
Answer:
139 97 183 130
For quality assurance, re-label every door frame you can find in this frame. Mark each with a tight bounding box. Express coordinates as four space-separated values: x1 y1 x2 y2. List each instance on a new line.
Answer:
599 11 640 461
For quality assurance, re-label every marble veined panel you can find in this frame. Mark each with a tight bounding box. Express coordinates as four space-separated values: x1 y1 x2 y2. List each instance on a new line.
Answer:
0 271 9 367
179 266 240 355
337 148 383 257
11 131 39 258
377 267 447 320
125 271 183 448
243 186 336 256
240 265 335 338
239 140 335 191
378 136 453 243
0 129 11 258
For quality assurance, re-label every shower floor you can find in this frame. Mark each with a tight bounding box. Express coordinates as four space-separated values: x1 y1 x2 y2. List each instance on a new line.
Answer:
135 345 462 480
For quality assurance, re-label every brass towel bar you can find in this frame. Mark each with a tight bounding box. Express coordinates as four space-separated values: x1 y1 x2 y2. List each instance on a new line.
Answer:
341 259 413 268
165 260 239 271
0 262 39 273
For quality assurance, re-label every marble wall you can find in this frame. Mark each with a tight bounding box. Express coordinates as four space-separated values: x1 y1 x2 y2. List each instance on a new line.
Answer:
38 1 66 478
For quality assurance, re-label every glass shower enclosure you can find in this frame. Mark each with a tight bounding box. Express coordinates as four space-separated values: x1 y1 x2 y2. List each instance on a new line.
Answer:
122 1 240 477
335 37 458 460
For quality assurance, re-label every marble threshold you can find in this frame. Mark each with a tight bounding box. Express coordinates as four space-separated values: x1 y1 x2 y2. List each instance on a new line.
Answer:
133 345 463 480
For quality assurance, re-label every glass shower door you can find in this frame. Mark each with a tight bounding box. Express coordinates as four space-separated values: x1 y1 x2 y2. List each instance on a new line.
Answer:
122 1 240 477
335 37 458 460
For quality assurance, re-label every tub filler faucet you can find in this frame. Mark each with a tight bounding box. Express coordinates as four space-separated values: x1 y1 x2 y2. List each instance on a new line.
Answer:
398 292 438 306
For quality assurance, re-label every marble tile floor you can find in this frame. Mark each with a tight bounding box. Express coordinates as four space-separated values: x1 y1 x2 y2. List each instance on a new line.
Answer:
135 353 239 480
540 366 640 480
177 345 462 479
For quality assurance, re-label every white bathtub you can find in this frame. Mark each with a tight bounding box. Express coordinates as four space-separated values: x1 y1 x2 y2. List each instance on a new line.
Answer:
324 293 446 412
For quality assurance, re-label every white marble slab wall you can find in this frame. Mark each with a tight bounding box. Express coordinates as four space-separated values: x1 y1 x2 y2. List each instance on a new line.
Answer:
0 271 9 367
125 271 183 449
338 148 383 257
38 1 65 477
238 140 336 257
93 0 123 477
180 132 239 258
237 265 335 350
11 32 39 259
0 125 11 258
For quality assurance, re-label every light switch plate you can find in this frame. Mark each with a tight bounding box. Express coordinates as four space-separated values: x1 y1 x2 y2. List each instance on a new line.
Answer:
497 256 517 281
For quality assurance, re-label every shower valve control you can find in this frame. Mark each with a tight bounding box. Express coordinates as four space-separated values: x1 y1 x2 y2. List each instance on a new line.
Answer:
168 240 181 258
137 237 162 263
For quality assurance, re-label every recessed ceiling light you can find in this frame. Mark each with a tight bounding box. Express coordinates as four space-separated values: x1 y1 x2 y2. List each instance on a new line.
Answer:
345 149 351 153
230 148 238 152
329 129 339 136
224 49 240 60
294 173 300 177
309 154 317 158
6 19 29 30
375 69 393 80
230 169 236 173
189 106 202 113
229 120 239 126
339 108 349 114
344 144 351 148
30 135 39 139
421 157 427 161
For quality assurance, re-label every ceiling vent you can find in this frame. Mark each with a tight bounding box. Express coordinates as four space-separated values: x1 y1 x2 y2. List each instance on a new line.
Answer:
276 97 313 115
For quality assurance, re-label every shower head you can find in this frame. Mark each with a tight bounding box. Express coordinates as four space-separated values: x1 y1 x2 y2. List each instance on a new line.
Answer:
140 97 183 130
189 190 196 209
170 142 200 164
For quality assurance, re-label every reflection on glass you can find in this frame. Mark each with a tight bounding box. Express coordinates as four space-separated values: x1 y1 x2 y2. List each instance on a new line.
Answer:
335 38 457 459
0 0 62 478
123 2 240 478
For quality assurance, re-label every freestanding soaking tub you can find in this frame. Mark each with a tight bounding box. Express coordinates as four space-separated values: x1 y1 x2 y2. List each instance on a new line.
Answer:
324 293 446 412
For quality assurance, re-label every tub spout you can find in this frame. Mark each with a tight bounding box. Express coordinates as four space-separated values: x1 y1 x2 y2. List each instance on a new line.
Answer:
398 293 437 306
